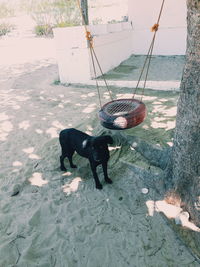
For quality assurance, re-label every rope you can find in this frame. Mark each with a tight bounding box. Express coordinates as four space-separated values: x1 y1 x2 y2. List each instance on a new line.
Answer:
90 46 113 101
133 0 166 100
89 44 102 107
76 0 113 108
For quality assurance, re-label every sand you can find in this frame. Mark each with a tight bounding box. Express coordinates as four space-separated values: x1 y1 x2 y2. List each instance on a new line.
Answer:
0 34 200 267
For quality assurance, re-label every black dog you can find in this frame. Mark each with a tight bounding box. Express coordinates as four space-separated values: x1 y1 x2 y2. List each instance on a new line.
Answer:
59 128 113 189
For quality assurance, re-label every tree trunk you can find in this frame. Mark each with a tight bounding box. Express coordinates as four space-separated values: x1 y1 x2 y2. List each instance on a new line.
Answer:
81 0 89 25
170 0 200 225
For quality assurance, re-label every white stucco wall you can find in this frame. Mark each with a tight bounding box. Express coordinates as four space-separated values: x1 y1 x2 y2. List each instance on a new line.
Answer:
53 23 133 83
53 27 91 83
128 0 187 55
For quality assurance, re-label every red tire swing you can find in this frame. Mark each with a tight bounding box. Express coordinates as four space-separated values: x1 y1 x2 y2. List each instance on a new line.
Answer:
99 99 146 130
78 0 165 130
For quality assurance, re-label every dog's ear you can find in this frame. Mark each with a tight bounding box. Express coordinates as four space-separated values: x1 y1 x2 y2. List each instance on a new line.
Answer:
104 135 113 144
82 139 90 149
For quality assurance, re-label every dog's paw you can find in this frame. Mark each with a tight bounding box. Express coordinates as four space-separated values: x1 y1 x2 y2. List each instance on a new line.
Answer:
105 178 113 184
60 166 67 171
96 183 103 190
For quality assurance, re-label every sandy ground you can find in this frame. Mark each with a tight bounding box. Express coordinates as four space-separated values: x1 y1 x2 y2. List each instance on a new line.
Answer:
0 34 200 267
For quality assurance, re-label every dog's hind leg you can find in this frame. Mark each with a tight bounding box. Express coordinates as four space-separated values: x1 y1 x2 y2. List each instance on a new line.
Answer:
60 155 67 171
68 153 77 169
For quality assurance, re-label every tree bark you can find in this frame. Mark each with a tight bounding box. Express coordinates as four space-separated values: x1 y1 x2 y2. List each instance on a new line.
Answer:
170 0 200 225
81 0 89 25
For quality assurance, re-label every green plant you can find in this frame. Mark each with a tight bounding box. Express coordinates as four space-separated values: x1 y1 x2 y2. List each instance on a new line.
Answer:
0 23 13 36
30 0 81 36
92 18 103 25
54 21 77 28
53 0 81 26
34 24 53 36
108 19 120 24
53 79 60 85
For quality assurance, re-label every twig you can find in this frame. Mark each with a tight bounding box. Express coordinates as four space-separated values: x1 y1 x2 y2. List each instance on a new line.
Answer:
10 235 26 265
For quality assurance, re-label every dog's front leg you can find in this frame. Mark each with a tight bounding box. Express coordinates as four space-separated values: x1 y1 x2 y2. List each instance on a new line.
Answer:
102 162 112 184
90 162 102 190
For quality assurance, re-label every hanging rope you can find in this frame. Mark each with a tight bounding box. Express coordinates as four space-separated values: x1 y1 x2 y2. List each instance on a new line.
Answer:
76 0 113 108
133 0 165 100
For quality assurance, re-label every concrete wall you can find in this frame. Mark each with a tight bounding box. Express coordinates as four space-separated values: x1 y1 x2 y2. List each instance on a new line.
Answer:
128 0 187 55
53 22 133 83
53 26 90 83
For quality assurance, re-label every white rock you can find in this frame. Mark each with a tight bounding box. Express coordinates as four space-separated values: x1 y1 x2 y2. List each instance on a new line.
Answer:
141 188 149 194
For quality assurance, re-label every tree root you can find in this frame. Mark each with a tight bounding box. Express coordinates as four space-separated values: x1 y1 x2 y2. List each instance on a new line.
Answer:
10 235 25 265
121 160 165 195
110 131 171 170
126 134 171 170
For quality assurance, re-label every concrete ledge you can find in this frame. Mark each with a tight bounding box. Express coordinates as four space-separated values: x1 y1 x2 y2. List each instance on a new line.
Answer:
71 80 181 91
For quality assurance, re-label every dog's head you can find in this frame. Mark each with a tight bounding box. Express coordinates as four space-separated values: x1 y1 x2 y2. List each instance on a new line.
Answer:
83 135 113 162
